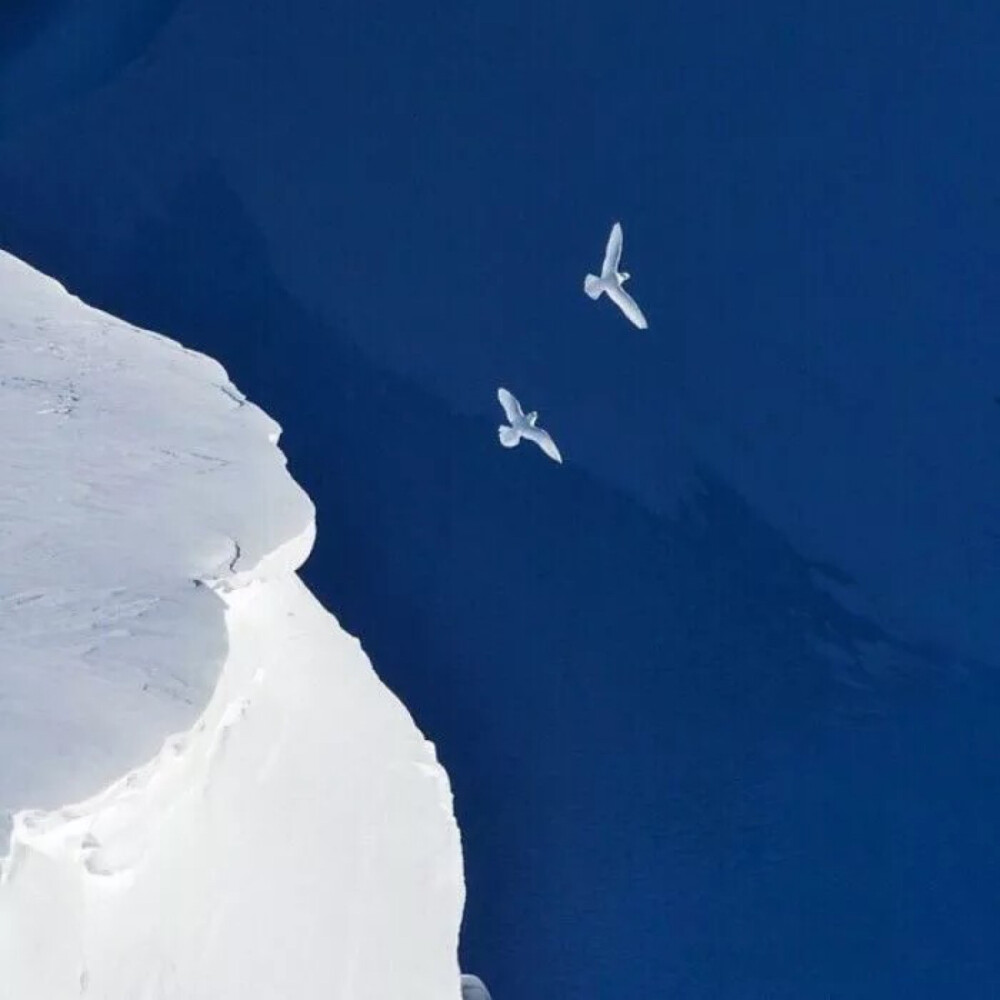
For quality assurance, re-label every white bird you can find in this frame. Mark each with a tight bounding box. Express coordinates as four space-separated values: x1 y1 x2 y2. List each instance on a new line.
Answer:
584 221 648 329
497 387 562 464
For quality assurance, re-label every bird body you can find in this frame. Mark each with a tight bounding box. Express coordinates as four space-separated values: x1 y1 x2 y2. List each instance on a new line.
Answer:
584 221 648 329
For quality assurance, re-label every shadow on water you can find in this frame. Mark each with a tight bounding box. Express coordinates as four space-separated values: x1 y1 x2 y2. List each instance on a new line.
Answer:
0 0 182 134
6 166 1000 998
0 1 73 60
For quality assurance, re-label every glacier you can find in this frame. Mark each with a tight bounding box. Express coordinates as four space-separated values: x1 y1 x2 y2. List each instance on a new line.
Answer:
0 249 464 998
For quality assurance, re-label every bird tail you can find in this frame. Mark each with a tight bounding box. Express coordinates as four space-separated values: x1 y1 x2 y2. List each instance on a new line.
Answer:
498 426 519 448
584 274 603 300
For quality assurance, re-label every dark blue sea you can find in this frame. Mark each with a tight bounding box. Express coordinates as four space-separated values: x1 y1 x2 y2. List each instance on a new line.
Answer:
3 2 1000 995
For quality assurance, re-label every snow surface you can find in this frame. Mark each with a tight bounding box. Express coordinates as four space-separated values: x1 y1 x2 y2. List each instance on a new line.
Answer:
0 250 464 998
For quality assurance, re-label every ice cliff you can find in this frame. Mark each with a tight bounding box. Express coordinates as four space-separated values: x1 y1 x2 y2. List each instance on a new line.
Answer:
0 250 464 998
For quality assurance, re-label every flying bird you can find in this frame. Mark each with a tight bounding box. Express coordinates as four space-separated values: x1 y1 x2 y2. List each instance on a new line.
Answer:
584 221 648 329
497 387 562 463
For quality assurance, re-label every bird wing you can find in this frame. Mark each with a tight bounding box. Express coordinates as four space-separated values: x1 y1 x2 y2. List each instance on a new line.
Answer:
524 425 563 463
497 387 523 424
601 222 623 277
606 283 648 329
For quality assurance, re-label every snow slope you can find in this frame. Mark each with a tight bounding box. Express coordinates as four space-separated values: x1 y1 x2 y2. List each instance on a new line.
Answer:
0 250 464 998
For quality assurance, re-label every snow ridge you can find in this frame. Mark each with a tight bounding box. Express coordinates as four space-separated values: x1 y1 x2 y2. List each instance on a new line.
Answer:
0 251 464 999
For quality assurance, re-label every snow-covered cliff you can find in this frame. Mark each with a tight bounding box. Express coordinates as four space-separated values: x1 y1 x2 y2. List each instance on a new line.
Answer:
0 250 464 998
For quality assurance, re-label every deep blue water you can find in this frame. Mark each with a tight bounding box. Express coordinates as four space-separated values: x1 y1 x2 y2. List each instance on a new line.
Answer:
2 2 1000 996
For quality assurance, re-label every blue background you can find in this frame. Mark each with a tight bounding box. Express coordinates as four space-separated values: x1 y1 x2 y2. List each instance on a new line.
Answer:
2 1 1000 995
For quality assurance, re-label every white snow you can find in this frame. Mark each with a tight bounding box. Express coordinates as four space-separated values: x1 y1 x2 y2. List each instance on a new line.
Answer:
0 250 464 998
